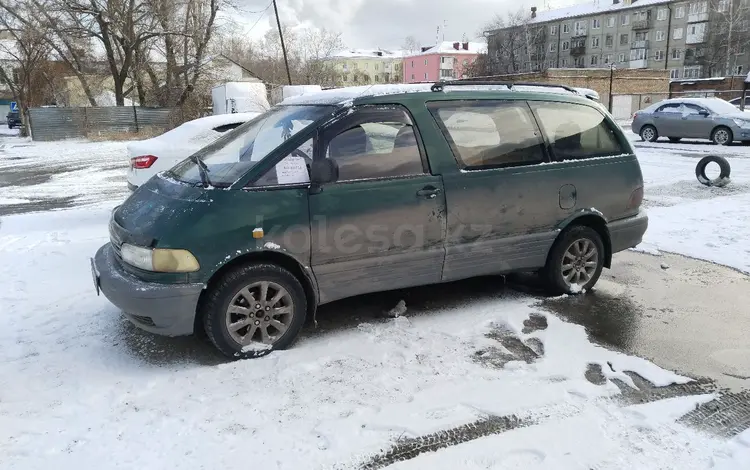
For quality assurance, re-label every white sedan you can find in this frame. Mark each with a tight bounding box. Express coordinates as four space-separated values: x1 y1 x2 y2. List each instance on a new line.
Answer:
126 112 260 189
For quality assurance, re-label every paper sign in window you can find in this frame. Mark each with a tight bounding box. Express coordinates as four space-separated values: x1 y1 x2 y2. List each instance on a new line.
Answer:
275 156 309 184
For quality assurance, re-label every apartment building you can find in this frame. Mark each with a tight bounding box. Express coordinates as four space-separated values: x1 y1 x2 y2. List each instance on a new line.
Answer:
487 0 750 80
402 41 486 83
326 49 404 86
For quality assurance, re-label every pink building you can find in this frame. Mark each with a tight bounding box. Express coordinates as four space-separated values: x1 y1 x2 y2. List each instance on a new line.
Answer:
402 41 487 83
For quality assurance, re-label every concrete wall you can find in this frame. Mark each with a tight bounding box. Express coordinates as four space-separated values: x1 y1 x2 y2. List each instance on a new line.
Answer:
669 75 748 99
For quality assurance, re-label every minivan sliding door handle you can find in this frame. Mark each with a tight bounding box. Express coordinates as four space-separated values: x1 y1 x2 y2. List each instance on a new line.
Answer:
416 186 442 199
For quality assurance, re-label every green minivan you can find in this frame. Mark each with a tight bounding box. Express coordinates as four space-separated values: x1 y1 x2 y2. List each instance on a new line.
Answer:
92 82 647 358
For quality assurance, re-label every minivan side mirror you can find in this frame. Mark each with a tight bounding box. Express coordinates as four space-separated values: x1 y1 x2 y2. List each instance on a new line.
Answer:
698 110 710 117
310 158 339 185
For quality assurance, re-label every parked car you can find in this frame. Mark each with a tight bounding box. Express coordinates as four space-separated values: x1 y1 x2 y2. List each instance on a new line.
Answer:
93 83 647 359
632 97 750 145
126 112 261 190
6 111 21 129
728 96 750 110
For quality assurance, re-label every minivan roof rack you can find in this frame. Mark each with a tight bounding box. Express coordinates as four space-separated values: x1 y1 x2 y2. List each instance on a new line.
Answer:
430 80 578 94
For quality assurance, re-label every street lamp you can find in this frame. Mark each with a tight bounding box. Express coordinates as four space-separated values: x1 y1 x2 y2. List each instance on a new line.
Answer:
608 63 617 113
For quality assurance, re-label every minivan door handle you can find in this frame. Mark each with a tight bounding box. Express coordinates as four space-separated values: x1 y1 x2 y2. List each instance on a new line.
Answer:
416 186 442 199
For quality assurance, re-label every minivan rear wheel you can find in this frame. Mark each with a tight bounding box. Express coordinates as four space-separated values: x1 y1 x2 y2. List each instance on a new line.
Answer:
640 125 658 142
543 226 605 295
201 263 307 359
711 126 733 146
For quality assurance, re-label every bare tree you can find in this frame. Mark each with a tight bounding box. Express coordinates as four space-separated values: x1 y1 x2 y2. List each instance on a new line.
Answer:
297 28 344 86
0 3 50 134
698 0 750 77
402 35 421 54
482 8 548 75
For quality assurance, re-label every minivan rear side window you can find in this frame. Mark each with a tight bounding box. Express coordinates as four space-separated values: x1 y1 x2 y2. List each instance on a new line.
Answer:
427 100 545 170
530 102 625 161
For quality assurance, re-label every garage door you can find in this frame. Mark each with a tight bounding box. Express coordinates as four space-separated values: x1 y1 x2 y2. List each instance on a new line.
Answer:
611 95 633 120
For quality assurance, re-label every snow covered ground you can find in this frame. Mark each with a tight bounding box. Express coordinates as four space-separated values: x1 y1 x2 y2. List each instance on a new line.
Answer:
632 137 750 273
1 133 750 469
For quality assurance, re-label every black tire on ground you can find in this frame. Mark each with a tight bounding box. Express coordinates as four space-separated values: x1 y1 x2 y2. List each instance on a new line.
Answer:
640 125 658 142
201 263 307 359
695 155 731 187
711 126 733 146
668 137 682 142
7 124 12 129
543 225 605 296
742 140 750 146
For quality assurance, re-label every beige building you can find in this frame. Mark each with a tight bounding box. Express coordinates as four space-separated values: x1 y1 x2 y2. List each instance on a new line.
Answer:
326 49 405 85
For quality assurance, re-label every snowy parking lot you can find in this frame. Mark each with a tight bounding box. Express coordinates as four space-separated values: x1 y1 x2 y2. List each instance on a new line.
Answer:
1 131 750 469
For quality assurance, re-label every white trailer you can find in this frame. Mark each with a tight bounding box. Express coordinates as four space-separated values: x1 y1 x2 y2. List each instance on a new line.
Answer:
212 82 270 115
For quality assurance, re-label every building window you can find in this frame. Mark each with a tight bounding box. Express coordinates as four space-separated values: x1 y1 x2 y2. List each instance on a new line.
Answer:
605 35 613 48
374 74 380 82
592 37 600 48
548 60 556 69
424 72 428 80
683 65 702 78
592 18 601 29
604 54 612 64
718 0 730 11
411 73 415 80
551 25 558 35
673 28 683 40
562 40 570 51
656 30 665 41
675 6 685 18
620 33 629 45
635 31 648 42
655 50 665 60
621 14 629 25
463 59 469 66
574 56 585 67
424 59 428 65
440 69 453 78
591 55 599 65
618 52 626 62
670 69 680 79
671 48 682 59
607 16 615 27
657 8 668 20
630 49 646 61
364 63 368 69
734 65 744 74
561 58 569 66
549 43 556 52
688 2 707 15
563 23 570 33
411 60 414 67
574 20 586 35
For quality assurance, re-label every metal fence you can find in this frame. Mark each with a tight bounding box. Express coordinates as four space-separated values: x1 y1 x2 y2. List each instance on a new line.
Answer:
27 106 175 141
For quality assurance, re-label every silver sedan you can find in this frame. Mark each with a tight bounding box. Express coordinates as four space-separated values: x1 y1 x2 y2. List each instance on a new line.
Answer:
632 98 750 145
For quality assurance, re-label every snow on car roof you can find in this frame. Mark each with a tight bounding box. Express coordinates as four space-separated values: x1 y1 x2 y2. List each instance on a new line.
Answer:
279 84 434 106
180 112 261 128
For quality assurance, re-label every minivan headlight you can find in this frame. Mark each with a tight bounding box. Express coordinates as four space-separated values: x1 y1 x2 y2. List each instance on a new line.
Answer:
732 118 750 129
121 244 200 272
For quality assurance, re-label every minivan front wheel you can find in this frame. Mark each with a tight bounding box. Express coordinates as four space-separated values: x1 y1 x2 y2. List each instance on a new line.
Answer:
640 125 658 142
201 263 307 359
712 126 733 146
544 226 605 295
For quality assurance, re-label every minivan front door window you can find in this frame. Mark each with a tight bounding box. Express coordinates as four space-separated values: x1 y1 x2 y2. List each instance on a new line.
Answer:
168 105 332 187
252 138 313 187
322 107 426 181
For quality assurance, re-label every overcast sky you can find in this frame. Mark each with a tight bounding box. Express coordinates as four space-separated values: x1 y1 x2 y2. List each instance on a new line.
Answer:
234 0 575 49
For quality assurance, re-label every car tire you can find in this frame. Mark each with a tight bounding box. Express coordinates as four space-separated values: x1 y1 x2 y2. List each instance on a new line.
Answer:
543 225 605 296
668 137 681 143
695 155 731 187
711 126 733 146
201 263 307 359
640 125 658 142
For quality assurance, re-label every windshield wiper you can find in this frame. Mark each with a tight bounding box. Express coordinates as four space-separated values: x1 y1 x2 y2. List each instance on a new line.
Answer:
190 155 212 187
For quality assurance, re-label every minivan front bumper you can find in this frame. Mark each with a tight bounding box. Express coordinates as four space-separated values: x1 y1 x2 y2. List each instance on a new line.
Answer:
93 243 203 336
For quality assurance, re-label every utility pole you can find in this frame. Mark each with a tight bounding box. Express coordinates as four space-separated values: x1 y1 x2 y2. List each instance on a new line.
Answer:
608 63 616 113
272 0 292 85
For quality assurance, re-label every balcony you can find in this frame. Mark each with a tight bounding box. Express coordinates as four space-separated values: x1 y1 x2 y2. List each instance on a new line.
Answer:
572 28 587 37
629 59 648 68
439 57 455 70
631 40 649 49
632 18 653 30
688 12 709 23
686 32 706 44
683 54 702 65
570 45 586 56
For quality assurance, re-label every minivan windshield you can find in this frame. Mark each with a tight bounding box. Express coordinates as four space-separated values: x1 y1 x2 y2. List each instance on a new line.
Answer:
167 105 333 187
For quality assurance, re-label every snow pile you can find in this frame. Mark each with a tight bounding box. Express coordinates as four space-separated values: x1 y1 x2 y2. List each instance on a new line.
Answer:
1 205 748 469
